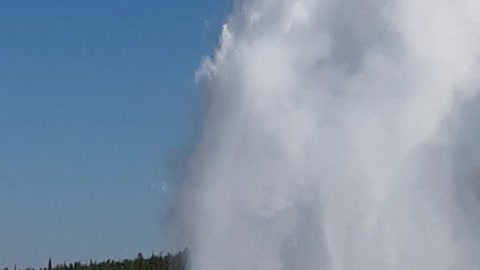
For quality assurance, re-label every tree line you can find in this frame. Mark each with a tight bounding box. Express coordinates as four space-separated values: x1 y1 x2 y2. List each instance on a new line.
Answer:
5 250 188 270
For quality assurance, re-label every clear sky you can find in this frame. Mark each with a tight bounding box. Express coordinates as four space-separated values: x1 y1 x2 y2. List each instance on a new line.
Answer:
0 1 230 268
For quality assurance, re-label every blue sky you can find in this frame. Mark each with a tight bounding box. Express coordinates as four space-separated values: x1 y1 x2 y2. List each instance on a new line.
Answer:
0 1 230 268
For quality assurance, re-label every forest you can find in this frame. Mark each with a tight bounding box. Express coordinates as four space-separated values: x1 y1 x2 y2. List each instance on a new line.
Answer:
6 250 188 270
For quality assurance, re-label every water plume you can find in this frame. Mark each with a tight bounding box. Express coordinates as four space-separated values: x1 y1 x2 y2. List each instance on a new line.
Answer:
173 0 480 269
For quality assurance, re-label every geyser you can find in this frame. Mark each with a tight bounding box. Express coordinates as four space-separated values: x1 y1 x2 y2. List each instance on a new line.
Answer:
173 0 480 269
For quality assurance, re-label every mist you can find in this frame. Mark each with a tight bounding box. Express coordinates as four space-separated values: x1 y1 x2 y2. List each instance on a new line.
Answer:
172 0 480 269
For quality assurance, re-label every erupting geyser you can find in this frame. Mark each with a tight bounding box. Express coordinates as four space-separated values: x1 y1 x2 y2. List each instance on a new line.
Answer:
172 0 480 269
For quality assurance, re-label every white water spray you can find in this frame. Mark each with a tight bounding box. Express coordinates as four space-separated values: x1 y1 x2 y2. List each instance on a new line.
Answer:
173 0 480 269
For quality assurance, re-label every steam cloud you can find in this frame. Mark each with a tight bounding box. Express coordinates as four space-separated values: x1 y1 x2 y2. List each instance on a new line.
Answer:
173 0 480 269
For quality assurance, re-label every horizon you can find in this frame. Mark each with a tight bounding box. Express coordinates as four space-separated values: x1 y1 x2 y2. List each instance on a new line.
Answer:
5 250 185 270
